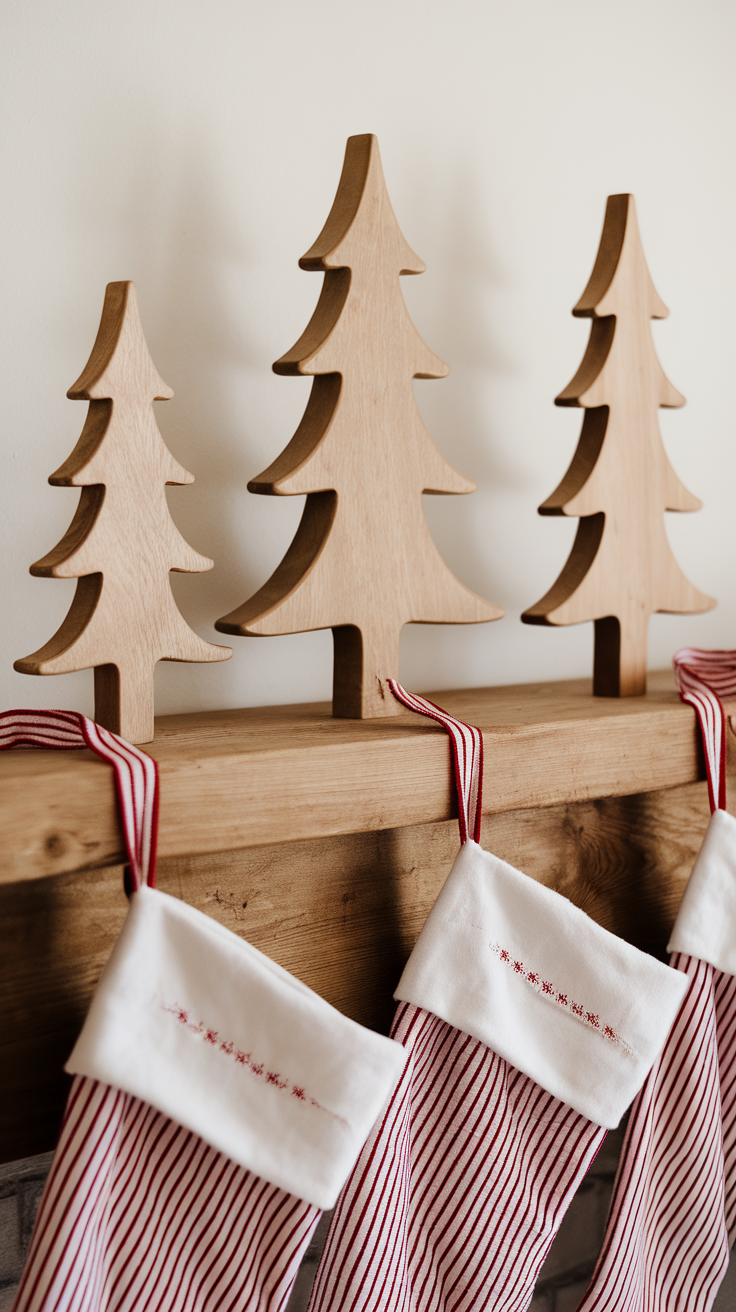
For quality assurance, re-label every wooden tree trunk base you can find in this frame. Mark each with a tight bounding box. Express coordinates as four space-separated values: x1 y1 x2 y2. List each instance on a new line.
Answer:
332 625 401 718
594 613 650 697
94 663 155 743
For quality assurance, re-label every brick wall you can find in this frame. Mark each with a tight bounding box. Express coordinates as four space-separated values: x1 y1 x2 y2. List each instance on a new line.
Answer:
0 1152 53 1312
2 1137 734 1310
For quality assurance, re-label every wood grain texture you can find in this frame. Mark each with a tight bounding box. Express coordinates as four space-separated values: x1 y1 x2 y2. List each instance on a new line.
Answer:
0 672 706 884
216 134 501 717
522 195 714 696
0 776 721 1162
14 281 230 743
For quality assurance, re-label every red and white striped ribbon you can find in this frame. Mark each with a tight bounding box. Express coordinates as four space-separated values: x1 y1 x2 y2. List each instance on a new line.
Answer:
0 709 158 890
388 682 483 845
673 648 736 814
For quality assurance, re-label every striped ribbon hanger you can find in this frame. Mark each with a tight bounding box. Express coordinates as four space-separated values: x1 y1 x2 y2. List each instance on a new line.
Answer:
0 709 159 889
673 648 736 815
388 681 483 844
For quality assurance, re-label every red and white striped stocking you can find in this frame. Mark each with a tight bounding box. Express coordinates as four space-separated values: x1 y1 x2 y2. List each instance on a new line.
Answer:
2 710 404 1312
308 686 688 1312
16 1076 322 1312
574 649 736 1312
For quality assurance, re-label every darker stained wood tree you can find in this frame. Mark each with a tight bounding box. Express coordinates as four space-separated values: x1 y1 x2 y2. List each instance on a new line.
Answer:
15 282 230 742
523 194 714 696
217 134 501 718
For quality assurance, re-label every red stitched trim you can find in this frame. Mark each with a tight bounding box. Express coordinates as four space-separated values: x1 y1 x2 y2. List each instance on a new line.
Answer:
488 944 634 1057
162 1004 345 1121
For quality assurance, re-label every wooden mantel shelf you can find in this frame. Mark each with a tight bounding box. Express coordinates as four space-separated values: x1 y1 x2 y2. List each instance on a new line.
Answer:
1 671 703 884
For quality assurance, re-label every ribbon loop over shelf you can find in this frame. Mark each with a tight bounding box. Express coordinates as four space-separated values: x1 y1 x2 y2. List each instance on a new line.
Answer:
673 648 736 815
0 709 158 889
388 682 483 844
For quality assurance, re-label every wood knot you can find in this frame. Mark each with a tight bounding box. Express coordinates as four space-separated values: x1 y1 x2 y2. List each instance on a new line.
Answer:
44 832 66 857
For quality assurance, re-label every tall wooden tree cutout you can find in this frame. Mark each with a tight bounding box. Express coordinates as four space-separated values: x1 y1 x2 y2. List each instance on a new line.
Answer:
522 194 714 696
15 281 231 743
217 134 502 717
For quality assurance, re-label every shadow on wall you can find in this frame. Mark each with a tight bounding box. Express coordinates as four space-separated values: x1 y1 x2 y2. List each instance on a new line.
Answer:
405 155 522 611
148 127 337 707
143 129 286 625
64 114 330 710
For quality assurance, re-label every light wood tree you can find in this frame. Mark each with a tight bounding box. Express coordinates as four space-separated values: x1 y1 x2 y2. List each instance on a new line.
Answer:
15 281 231 742
216 134 502 718
522 194 714 696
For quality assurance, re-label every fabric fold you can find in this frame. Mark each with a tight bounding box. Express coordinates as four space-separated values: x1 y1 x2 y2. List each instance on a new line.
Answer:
395 840 689 1128
668 807 736 976
570 650 736 1312
67 885 407 1210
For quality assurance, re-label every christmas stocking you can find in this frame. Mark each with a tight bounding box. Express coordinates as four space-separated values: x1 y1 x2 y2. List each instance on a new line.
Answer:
2 710 405 1312
574 648 736 1312
308 685 688 1312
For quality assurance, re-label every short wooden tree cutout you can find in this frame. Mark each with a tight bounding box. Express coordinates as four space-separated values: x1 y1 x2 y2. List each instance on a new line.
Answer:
15 281 231 743
522 194 714 696
216 134 501 718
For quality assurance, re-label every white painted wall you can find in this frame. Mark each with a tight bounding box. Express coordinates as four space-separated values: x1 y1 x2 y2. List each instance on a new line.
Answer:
2 0 734 718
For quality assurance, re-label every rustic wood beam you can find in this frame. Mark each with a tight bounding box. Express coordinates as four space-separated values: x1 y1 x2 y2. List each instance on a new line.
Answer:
0 774 720 1163
0 671 703 884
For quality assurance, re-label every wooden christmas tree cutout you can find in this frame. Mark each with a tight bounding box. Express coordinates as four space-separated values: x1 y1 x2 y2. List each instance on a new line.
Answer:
522 194 714 696
216 134 502 718
15 281 231 743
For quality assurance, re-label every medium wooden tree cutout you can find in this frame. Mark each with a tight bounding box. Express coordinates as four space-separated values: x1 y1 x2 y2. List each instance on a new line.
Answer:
216 134 501 718
15 281 231 743
522 194 714 696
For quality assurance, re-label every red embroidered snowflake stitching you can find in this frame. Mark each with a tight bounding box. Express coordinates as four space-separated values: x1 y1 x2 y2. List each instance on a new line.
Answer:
161 1004 343 1119
488 944 633 1056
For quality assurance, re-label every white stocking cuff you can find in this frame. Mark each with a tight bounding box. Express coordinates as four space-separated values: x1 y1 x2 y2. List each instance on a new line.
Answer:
668 808 736 976
395 841 688 1128
67 886 407 1209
